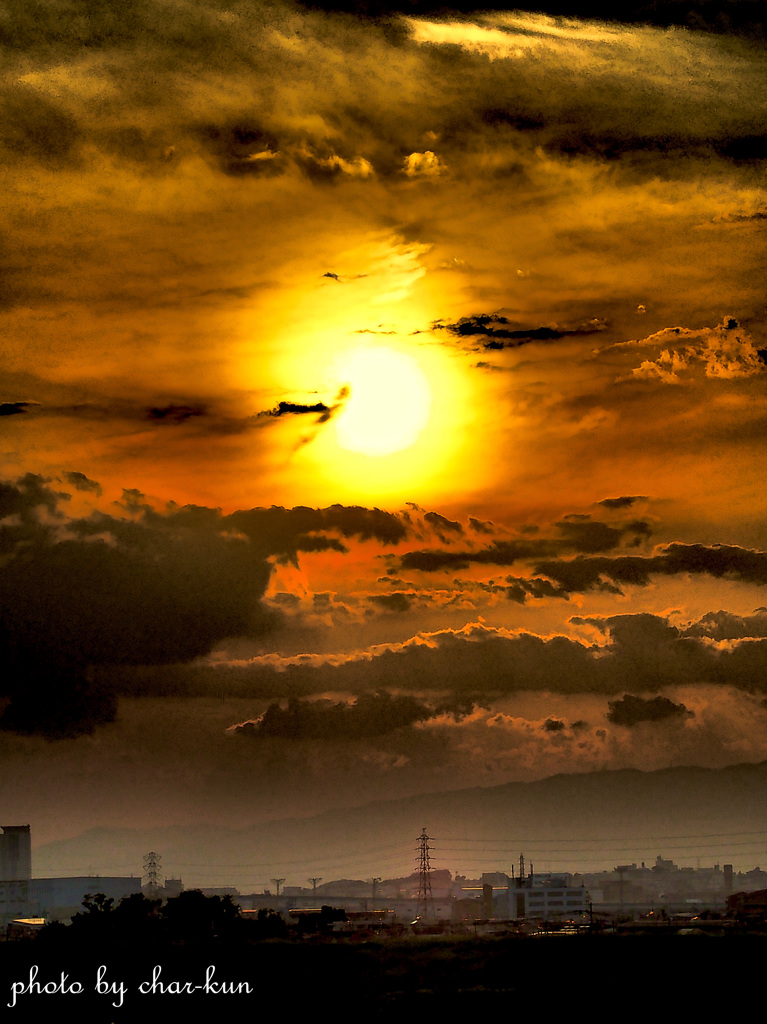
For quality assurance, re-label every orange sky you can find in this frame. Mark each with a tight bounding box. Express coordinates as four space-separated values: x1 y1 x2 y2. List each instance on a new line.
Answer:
2 0 767 882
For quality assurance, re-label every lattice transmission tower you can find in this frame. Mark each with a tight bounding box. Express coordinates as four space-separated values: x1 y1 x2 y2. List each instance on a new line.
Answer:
415 827 434 920
143 851 163 897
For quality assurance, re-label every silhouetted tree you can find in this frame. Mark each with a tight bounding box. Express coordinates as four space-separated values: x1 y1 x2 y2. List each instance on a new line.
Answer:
252 907 288 939
69 892 115 941
161 889 242 944
111 891 163 942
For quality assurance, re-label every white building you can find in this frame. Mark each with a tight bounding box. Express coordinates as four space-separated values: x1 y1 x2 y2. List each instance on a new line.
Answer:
507 872 589 921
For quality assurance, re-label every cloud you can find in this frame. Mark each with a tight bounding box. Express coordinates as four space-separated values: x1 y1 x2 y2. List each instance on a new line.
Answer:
598 495 646 509
606 693 694 727
256 392 350 441
196 123 283 177
203 607 767 702
0 476 411 736
433 314 608 351
605 319 767 383
232 691 433 740
403 150 445 177
398 515 651 572
468 517 494 534
227 503 409 555
295 146 375 180
370 592 412 613
681 609 767 641
423 511 463 536
146 404 207 423
0 83 82 167
0 474 67 543
261 400 334 420
294 2 767 39
0 402 32 416
534 543 767 595
62 471 103 495
543 717 566 732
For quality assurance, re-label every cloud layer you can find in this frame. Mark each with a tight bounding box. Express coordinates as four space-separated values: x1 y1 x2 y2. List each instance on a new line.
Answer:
1 3 766 851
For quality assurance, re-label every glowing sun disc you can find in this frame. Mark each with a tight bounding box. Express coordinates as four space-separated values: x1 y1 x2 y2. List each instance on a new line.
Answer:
335 347 431 456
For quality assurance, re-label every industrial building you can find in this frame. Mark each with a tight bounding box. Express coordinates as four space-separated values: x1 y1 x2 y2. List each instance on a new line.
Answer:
0 825 143 929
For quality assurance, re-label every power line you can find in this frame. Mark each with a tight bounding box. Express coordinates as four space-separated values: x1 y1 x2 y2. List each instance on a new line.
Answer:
438 829 767 843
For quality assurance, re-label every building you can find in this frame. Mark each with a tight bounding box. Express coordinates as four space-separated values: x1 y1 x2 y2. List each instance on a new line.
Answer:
726 888 767 922
29 876 143 922
0 826 31 882
0 825 32 927
507 865 589 922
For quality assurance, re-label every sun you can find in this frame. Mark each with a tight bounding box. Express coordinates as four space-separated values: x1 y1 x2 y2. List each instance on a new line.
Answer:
335 347 431 456
284 331 486 506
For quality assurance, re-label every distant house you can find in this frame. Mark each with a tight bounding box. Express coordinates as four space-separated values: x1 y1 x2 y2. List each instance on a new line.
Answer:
726 889 767 922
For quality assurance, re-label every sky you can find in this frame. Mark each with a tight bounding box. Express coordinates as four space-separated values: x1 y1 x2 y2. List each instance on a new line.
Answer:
2 0 767 885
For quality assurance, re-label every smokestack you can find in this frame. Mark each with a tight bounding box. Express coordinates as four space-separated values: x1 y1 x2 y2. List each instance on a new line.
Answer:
723 864 733 894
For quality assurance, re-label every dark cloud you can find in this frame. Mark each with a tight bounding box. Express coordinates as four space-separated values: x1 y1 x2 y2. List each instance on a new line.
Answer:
0 474 67 537
607 693 693 727
543 717 566 732
0 664 118 740
370 592 412 613
544 127 767 165
0 500 275 736
196 123 282 177
399 517 650 573
146 404 206 423
258 390 351 432
459 574 569 604
577 612 767 691
233 691 433 740
501 576 568 604
556 518 651 552
122 607 767 706
0 402 32 416
62 471 103 495
480 106 547 132
261 400 334 420
599 496 647 509
468 517 494 534
535 543 767 595
433 314 608 351
227 503 408 558
292 1 767 38
423 511 463 536
236 625 606 696
682 609 767 641
0 83 81 166
0 477 411 736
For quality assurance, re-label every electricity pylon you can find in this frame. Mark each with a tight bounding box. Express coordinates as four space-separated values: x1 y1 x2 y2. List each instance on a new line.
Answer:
415 827 434 920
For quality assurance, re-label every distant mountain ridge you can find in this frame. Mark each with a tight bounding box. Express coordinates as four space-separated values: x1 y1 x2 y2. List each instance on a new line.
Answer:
33 760 767 891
